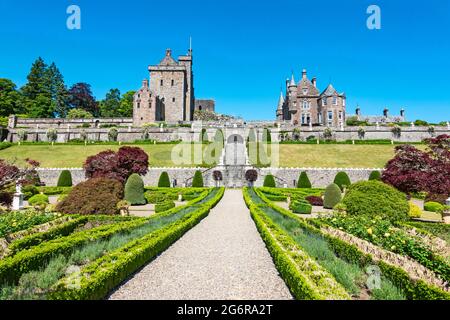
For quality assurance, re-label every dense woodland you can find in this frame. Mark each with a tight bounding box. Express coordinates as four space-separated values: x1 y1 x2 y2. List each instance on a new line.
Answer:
0 57 135 126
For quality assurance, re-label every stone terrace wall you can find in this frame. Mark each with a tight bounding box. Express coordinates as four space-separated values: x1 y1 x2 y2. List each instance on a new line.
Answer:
37 167 382 188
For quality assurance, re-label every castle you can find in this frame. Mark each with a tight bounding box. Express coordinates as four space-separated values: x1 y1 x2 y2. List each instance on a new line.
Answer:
276 69 346 127
133 48 214 126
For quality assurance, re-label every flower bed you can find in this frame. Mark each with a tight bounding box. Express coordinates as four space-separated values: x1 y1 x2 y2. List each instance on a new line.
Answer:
252 188 449 300
0 210 57 238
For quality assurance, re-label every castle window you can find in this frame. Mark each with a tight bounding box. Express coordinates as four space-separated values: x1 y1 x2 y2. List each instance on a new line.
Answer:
199 105 202 111
149 102 152 109
302 88 308 95
339 111 343 120
322 98 327 106
303 101 309 109
328 111 333 120
171 79 174 86
160 80 164 86
137 102 140 109
333 96 338 105
172 97 176 102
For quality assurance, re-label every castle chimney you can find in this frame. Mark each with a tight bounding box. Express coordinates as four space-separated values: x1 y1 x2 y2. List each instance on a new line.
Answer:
356 106 361 116
383 108 389 117
165 48 172 56
142 79 149 88
400 108 405 118
302 69 307 79
312 77 316 87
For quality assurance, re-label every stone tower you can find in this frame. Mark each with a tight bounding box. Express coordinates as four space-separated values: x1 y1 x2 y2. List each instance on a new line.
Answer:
148 48 195 123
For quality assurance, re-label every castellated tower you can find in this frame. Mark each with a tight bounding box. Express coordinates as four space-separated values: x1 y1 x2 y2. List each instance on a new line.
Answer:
133 48 195 126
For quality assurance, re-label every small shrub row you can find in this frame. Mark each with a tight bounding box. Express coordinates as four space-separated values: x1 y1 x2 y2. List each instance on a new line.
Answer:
289 200 312 214
37 186 72 196
424 202 445 213
48 188 225 300
155 200 176 213
243 188 351 300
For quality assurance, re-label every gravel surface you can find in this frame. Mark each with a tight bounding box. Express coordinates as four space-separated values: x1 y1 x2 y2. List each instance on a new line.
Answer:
108 189 293 300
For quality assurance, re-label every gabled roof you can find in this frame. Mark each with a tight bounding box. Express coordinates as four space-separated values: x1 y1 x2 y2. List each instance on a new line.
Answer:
297 78 319 96
159 49 178 66
320 84 345 97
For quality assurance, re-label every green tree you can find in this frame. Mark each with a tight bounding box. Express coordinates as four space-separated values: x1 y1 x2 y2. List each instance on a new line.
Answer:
118 91 135 117
100 88 121 117
67 108 93 119
124 173 146 205
0 79 22 116
46 63 69 117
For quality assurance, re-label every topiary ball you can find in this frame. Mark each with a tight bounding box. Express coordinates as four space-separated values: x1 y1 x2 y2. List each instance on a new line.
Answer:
297 171 312 188
192 170 204 187
342 180 409 222
263 174 276 188
57 170 73 187
323 183 342 209
158 171 171 188
368 170 381 181
124 173 146 205
333 172 351 191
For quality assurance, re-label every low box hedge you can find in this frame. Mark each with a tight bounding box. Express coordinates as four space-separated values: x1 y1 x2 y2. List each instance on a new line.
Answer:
155 200 176 213
48 188 225 300
289 200 312 214
243 188 350 300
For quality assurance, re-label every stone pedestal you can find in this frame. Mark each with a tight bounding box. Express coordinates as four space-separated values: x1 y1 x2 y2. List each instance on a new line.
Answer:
12 185 24 211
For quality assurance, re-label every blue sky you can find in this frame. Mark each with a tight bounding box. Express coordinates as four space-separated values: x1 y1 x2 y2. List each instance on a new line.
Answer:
0 0 449 122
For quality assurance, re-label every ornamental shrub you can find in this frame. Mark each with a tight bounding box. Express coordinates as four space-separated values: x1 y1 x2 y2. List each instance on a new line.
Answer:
333 172 351 191
56 178 124 215
342 181 409 222
297 171 312 188
124 174 146 205
0 191 13 207
84 146 149 184
57 170 73 187
28 194 49 206
192 170 204 187
424 201 444 213
22 185 39 200
158 172 171 188
368 170 381 181
425 193 448 205
263 174 276 188
289 200 312 214
323 183 342 209
305 195 323 206
409 202 422 218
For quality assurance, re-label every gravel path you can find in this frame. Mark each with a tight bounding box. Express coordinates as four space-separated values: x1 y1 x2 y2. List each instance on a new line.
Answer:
108 189 292 300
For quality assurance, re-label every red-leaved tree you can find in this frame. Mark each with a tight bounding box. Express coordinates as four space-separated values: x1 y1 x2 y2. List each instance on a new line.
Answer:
83 147 149 183
382 135 450 196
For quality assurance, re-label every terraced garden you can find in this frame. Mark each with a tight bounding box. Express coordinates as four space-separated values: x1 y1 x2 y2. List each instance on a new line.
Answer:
243 187 450 300
0 187 224 300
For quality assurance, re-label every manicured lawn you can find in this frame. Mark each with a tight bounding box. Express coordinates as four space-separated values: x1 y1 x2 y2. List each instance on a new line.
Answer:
0 143 218 168
279 144 426 168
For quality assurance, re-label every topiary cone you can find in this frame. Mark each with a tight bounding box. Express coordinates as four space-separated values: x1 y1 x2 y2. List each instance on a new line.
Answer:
323 183 342 209
57 170 73 187
158 171 171 187
124 173 146 205
297 171 312 188
263 174 276 187
333 171 351 191
192 170 204 187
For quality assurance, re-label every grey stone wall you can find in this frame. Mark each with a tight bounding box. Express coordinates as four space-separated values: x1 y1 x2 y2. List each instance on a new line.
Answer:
36 166 382 188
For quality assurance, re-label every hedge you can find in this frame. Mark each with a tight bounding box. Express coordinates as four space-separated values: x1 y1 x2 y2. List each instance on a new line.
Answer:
37 186 72 196
243 188 350 300
192 170 204 187
155 200 176 213
124 174 146 205
0 218 149 286
57 170 73 187
289 200 312 214
253 190 450 300
48 188 224 300
7 216 89 256
158 172 171 188
263 175 276 188
424 202 444 213
297 172 312 188
333 172 351 191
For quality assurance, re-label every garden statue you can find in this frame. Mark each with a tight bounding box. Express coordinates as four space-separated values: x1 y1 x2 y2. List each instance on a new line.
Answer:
12 183 24 211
